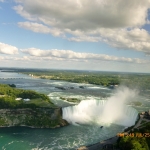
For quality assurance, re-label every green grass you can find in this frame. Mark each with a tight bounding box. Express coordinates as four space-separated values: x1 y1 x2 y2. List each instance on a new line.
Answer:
25 98 57 108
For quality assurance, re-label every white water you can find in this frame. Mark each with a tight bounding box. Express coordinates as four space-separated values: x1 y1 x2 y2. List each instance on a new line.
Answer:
62 87 139 127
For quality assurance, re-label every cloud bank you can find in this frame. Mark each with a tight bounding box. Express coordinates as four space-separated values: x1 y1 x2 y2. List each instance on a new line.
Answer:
0 42 147 64
21 48 149 64
14 0 150 54
0 43 149 72
14 0 150 29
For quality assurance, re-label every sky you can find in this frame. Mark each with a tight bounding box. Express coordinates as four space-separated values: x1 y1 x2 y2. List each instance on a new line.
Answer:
0 0 150 72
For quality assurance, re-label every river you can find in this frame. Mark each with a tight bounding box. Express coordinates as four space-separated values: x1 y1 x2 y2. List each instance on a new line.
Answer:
0 72 149 150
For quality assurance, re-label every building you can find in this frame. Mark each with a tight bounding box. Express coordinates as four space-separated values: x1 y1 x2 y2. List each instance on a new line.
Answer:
23 98 30 102
15 98 22 101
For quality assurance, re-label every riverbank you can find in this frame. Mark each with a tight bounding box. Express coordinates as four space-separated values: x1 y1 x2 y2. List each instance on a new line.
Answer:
22 72 119 88
77 136 119 150
0 108 69 128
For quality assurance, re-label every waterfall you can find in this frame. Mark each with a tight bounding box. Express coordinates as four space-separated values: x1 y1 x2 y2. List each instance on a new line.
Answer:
62 100 138 127
62 87 139 127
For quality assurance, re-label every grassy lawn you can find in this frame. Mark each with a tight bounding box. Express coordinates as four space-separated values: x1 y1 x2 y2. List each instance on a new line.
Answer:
25 98 57 108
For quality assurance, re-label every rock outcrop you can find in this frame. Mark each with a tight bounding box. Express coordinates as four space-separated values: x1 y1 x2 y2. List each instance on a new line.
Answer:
0 108 69 128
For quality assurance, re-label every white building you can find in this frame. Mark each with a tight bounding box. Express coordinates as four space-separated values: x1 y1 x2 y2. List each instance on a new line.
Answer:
15 98 22 101
23 98 30 102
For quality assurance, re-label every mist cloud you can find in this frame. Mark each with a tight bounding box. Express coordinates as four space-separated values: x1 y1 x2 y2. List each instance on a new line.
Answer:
63 86 139 127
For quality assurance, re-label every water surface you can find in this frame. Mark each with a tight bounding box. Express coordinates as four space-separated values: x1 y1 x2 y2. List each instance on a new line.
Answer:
0 72 149 150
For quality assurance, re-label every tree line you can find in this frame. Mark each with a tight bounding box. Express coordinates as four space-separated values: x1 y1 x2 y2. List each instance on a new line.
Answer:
117 123 150 150
0 84 52 109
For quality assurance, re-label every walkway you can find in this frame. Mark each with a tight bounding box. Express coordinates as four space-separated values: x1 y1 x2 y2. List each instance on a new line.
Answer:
77 136 118 150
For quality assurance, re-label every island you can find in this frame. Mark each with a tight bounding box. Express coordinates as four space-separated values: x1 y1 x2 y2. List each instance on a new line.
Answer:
0 84 68 128
60 97 81 103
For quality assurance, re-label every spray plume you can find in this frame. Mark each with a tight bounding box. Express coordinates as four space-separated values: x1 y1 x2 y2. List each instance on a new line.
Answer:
62 87 138 127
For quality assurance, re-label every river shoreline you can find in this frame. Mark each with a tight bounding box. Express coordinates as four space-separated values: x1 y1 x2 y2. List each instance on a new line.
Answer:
77 135 119 150
0 108 69 129
0 124 68 129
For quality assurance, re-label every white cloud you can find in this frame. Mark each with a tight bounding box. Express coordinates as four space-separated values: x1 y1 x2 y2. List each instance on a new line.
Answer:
21 48 149 64
13 0 150 54
0 46 149 72
0 43 18 55
102 28 150 54
18 22 64 37
17 22 150 54
68 28 150 54
14 0 150 30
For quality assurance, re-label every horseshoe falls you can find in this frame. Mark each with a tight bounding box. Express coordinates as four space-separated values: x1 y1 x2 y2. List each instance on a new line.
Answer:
63 87 139 127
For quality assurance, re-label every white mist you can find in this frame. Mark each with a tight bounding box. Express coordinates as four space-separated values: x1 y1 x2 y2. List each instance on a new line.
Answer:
62 87 138 127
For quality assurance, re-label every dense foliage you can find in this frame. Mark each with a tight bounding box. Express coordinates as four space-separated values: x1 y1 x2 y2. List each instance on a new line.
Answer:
118 137 149 150
1 69 150 90
117 123 150 150
24 71 120 86
24 112 60 127
17 70 150 90
0 84 53 109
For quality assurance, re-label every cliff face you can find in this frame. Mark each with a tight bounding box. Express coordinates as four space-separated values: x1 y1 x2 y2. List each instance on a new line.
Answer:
0 108 69 128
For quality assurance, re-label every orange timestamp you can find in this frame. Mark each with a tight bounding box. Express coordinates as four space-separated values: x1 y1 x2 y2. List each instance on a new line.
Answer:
117 132 150 137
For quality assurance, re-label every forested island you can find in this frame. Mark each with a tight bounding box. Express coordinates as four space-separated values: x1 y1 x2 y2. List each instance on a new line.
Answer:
0 84 68 128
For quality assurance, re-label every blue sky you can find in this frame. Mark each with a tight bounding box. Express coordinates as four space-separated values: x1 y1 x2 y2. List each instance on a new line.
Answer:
0 0 150 72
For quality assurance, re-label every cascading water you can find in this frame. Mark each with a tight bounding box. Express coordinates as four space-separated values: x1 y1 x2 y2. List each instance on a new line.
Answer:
62 87 139 127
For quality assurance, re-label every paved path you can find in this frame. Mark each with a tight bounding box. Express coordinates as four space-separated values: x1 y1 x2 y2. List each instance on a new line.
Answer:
133 116 150 129
77 136 118 150
133 117 143 129
136 119 150 129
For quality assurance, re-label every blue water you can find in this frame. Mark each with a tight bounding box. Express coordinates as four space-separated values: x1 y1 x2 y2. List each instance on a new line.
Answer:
0 72 149 150
0 125 124 150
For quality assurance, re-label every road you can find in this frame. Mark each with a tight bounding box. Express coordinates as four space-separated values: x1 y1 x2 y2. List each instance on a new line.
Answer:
77 136 118 150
